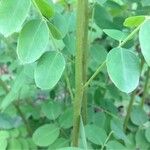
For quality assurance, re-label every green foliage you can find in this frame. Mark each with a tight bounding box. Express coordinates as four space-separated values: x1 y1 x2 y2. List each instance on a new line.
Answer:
124 16 145 27
32 124 60 146
85 124 107 145
130 106 148 126
139 19 150 66
0 0 150 149
34 51 65 89
0 0 31 37
106 48 140 93
17 19 49 64
34 0 54 19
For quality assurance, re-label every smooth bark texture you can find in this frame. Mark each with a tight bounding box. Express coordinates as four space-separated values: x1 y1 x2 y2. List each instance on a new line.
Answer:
72 0 89 146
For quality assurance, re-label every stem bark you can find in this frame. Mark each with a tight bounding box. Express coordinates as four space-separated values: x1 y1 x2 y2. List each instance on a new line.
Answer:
72 0 89 146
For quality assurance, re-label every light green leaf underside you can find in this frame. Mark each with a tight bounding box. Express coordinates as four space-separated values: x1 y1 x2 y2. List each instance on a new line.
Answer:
17 19 49 64
103 29 126 41
34 51 65 90
0 0 31 37
106 48 140 93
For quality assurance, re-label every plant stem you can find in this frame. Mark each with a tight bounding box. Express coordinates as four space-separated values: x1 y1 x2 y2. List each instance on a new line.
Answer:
123 91 136 132
141 67 150 107
0 78 9 93
119 25 141 47
84 61 106 88
0 78 32 136
82 3 89 125
101 131 113 150
72 0 89 146
14 103 32 136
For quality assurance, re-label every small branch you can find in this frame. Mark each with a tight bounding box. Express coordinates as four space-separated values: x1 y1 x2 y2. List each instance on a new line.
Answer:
101 131 114 150
123 91 136 132
141 67 150 107
0 78 32 136
84 61 106 88
0 78 9 93
14 103 32 136
118 25 141 47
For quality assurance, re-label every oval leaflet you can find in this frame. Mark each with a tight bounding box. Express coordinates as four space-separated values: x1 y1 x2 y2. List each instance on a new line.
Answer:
106 48 140 93
34 51 65 90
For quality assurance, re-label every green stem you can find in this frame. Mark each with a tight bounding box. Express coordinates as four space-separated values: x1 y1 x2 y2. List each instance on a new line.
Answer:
81 0 95 125
141 67 150 107
72 0 89 146
82 3 89 125
123 91 136 132
0 78 32 136
84 61 106 88
0 78 9 93
101 131 113 150
14 103 32 136
119 25 141 47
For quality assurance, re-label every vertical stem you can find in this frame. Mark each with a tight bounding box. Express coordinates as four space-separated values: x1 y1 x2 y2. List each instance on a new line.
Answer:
0 78 32 136
123 91 136 132
72 0 89 146
141 67 150 107
82 1 89 125
14 103 32 136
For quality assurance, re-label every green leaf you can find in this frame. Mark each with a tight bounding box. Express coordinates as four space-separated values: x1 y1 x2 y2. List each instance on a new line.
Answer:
106 140 127 150
19 138 29 150
42 100 63 120
136 129 150 149
85 124 107 145
125 133 136 149
32 124 60 147
51 13 68 38
130 106 148 126
34 51 65 90
8 139 22 150
89 44 107 71
103 29 126 41
58 148 83 150
139 19 150 66
0 0 31 37
1 65 35 111
34 0 54 19
106 48 140 93
0 139 7 150
48 138 69 150
17 19 49 64
80 116 88 150
145 127 150 142
111 119 128 142
94 4 119 29
48 22 62 39
124 16 145 27
0 130 9 140
58 107 73 129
